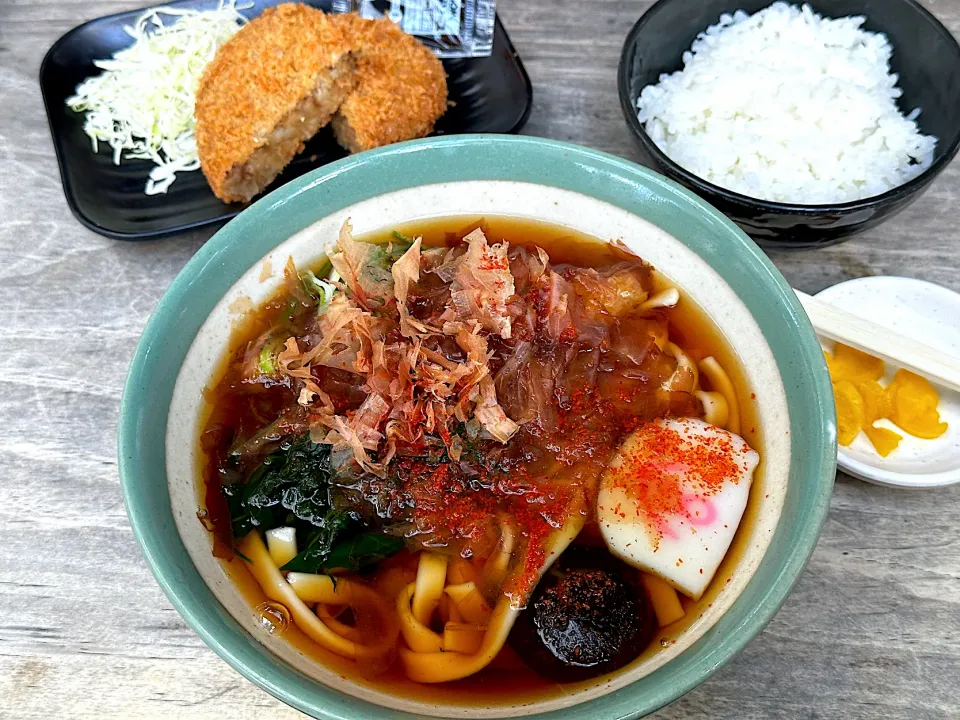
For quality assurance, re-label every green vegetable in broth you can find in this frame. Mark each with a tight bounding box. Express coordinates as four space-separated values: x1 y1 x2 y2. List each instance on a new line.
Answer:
320 533 405 573
381 236 413 263
224 434 333 537
299 269 337 309
280 509 352 573
256 335 286 376
280 517 404 574
225 434 403 574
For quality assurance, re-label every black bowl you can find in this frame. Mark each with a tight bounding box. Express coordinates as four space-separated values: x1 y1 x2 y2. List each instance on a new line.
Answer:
618 0 960 250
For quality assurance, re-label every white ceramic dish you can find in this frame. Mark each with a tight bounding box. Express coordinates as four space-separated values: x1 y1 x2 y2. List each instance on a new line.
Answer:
817 276 960 488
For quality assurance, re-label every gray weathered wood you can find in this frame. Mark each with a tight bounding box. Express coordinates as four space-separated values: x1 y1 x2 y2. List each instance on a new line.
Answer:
0 0 958 718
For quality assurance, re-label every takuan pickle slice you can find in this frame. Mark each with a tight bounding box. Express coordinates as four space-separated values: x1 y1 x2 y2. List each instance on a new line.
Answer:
825 344 948 455
863 426 902 457
889 370 949 440
834 380 865 447
830 344 884 384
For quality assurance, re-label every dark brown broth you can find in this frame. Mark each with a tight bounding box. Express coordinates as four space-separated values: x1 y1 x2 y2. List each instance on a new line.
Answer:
196 216 763 706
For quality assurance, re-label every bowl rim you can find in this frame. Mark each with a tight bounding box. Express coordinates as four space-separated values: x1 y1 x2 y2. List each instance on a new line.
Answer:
617 0 960 215
118 134 837 720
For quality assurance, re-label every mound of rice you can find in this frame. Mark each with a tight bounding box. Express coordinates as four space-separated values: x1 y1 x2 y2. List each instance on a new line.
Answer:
636 2 937 204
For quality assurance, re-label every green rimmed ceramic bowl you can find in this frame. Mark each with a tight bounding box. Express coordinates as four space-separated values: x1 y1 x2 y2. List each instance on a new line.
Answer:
119 135 836 719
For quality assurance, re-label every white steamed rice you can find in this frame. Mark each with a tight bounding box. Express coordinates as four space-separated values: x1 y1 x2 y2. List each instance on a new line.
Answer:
636 2 937 204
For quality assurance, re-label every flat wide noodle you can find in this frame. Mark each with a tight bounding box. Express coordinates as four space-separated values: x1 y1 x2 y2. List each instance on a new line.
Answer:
696 390 730 428
664 341 698 393
444 582 492 624
239 533 397 662
397 582 444 653
317 604 364 642
412 552 448 626
398 511 584 683
700 357 740 433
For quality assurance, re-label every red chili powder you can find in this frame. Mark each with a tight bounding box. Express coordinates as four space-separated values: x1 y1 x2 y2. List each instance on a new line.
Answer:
400 458 579 598
478 246 509 272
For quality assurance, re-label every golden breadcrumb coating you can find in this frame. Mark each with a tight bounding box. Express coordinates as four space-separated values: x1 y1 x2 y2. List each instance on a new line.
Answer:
195 3 356 203
330 14 448 153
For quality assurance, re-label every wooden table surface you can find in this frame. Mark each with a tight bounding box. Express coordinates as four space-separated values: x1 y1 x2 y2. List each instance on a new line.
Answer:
1 1 958 718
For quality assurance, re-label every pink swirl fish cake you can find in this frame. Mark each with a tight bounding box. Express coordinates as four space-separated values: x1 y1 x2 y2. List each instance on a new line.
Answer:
598 417 760 599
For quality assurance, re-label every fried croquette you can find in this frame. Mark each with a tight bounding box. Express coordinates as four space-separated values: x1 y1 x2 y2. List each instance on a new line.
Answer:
195 4 356 203
330 14 448 153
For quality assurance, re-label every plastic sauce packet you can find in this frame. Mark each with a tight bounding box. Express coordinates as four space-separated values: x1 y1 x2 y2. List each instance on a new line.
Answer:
330 0 496 58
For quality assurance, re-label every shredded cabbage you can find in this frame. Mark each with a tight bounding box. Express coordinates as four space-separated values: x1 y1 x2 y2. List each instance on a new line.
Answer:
65 2 248 195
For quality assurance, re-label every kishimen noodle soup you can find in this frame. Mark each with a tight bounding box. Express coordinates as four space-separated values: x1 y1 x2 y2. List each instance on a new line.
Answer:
198 216 763 703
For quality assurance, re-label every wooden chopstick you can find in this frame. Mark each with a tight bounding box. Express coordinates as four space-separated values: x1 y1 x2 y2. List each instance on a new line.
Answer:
794 289 960 393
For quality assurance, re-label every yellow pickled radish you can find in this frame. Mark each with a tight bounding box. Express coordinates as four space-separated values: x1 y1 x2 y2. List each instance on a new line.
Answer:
889 370 948 439
830 343 885 383
857 380 895 423
890 370 940 409
863 426 902 457
834 380 865 446
853 381 903 455
826 343 948 454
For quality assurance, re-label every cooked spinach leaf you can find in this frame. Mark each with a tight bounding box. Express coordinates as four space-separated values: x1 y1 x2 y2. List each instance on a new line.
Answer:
320 532 405 572
224 435 332 537
224 433 404 574
223 468 280 538
280 517 403 574
280 510 352 573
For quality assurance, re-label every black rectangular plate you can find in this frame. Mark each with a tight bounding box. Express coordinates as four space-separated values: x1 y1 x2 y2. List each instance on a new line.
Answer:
40 1 532 240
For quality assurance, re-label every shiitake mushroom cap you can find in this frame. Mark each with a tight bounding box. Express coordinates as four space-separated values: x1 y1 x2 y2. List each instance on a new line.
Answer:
509 549 656 681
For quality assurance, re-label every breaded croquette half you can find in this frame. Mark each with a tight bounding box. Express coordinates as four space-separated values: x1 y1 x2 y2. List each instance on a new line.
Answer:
195 4 356 203
330 14 448 153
